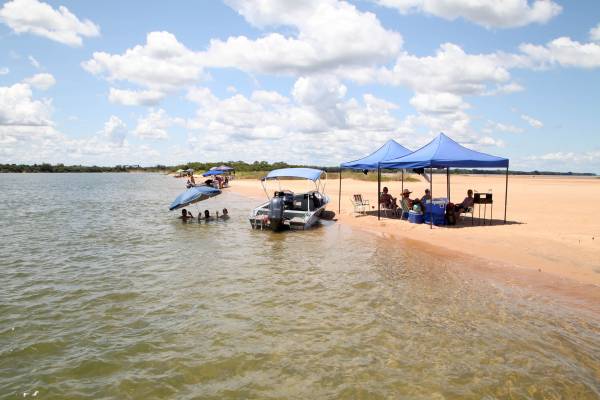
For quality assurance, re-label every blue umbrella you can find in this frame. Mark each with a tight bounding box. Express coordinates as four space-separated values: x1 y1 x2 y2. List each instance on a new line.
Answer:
169 185 221 211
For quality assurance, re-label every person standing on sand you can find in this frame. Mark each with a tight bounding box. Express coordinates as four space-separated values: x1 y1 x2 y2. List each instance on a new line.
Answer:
421 188 431 203
186 174 196 188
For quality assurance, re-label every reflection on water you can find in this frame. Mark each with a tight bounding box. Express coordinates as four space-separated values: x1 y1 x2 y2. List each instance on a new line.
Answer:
1 173 599 399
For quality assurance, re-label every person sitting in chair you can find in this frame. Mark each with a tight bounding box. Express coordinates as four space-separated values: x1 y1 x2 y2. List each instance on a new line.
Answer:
455 189 474 213
379 187 397 209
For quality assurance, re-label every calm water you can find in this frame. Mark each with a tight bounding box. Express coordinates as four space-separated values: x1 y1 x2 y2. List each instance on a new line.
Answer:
1 173 599 399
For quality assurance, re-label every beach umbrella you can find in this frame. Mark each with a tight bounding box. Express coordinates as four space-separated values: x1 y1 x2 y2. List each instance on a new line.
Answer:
169 185 221 211
210 165 234 171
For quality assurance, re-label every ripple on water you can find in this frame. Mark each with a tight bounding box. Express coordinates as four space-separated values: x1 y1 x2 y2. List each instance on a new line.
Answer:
1 173 599 399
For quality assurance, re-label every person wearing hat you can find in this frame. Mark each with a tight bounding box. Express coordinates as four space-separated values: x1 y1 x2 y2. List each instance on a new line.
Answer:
400 188 413 218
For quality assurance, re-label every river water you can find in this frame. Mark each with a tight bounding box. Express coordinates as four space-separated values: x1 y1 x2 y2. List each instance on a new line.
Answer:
1 173 599 399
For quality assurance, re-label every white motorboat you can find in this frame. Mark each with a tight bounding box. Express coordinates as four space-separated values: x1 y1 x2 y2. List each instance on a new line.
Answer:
249 168 329 231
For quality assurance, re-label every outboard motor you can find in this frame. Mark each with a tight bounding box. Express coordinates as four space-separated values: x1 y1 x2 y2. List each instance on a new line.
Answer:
268 196 285 231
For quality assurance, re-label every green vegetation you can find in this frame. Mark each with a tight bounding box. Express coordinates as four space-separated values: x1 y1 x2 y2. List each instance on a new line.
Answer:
0 163 168 173
1 162 595 177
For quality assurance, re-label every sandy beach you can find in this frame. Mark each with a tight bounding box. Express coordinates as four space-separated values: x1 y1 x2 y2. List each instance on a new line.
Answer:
228 174 600 293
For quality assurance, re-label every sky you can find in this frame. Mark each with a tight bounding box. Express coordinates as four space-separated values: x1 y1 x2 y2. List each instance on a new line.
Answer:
1 0 599 172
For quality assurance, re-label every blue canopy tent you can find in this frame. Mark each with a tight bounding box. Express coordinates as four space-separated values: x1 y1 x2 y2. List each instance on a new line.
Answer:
381 133 510 226
202 170 226 177
338 139 412 213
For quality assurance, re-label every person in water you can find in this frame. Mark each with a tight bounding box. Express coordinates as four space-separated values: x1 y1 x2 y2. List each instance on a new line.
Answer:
179 208 193 220
198 209 214 221
217 208 229 220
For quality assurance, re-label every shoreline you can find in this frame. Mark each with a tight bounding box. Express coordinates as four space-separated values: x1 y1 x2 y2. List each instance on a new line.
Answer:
227 176 600 314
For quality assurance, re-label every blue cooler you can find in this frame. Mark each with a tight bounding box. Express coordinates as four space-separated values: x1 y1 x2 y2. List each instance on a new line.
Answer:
423 203 446 225
408 210 423 224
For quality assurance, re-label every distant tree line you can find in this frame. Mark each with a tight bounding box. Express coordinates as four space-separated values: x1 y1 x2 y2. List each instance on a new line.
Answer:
0 162 596 176
0 163 168 173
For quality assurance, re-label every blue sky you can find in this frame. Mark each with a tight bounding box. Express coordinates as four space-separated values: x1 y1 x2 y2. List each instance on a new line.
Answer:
1 0 599 172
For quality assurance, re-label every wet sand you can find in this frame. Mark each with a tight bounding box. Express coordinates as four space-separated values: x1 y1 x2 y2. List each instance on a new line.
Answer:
228 174 600 312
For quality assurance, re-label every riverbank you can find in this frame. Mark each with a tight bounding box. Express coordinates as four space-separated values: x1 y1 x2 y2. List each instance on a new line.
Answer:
228 175 600 298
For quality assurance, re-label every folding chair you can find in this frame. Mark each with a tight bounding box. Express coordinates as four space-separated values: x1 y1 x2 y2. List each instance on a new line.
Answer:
351 194 370 215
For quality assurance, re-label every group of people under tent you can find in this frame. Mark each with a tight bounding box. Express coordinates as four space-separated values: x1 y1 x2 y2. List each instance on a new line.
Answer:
185 172 229 189
379 187 474 220
179 208 229 222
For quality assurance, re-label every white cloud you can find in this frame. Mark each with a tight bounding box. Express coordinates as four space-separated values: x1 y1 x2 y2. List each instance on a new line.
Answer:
250 90 289 105
83 31 203 103
378 43 513 95
108 88 166 106
0 0 100 46
409 92 468 114
185 82 419 164
0 67 9 75
100 115 127 146
133 108 181 140
484 82 524 96
521 114 543 128
377 0 561 28
292 75 348 127
483 120 523 134
28 55 41 69
519 37 600 69
0 79 60 162
476 136 505 147
0 82 53 127
205 0 402 75
24 73 55 90
524 151 600 171
590 23 600 42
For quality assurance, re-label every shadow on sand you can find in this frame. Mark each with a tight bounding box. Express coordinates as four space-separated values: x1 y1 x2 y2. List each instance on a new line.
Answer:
351 210 524 228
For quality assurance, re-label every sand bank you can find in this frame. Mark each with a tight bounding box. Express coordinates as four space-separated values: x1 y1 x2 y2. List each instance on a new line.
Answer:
229 175 600 292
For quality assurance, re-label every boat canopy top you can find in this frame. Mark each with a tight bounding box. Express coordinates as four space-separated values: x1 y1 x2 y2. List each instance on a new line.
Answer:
210 165 234 171
263 168 325 181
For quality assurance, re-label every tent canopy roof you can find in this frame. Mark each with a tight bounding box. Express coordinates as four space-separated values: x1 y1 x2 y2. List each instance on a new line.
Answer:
340 139 411 170
381 133 509 169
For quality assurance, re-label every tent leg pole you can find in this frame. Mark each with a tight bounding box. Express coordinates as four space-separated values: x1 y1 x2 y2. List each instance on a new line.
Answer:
504 165 508 224
429 167 433 229
338 167 342 214
446 167 450 202
377 165 381 220
402 170 404 192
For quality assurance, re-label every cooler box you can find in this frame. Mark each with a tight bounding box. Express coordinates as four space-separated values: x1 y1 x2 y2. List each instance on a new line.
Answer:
423 203 446 225
408 210 423 224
